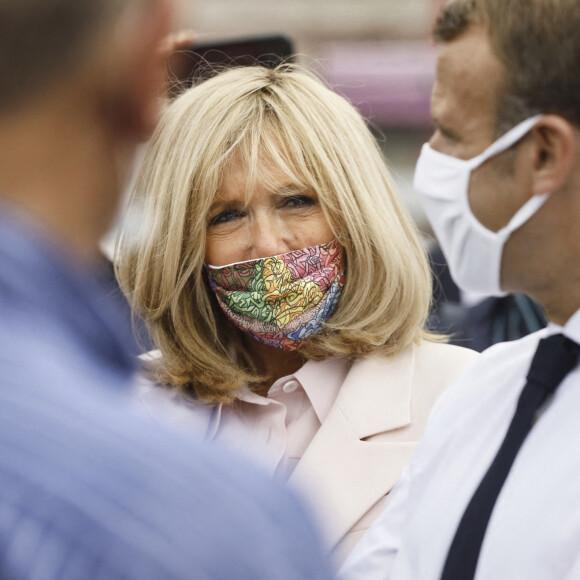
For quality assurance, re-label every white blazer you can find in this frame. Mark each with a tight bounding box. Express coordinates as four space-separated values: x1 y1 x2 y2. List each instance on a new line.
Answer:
287 341 477 564
135 341 477 565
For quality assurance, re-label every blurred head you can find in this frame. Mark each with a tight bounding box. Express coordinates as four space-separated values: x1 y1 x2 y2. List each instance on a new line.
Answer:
0 0 174 256
0 0 123 110
117 64 434 403
0 0 171 124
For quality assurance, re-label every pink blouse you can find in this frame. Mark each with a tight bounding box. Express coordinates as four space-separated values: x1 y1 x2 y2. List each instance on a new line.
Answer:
210 357 349 478
135 355 350 478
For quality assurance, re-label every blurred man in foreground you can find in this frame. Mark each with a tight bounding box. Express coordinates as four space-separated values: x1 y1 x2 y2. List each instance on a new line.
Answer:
0 1 331 578
340 0 580 578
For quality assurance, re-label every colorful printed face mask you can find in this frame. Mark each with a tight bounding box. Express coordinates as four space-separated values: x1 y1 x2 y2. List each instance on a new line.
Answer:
206 239 344 350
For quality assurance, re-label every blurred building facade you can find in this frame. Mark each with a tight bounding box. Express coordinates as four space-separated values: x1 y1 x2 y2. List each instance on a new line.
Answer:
183 0 437 46
177 0 443 226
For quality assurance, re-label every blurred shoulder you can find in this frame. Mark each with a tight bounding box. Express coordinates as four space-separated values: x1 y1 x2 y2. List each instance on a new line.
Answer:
346 340 478 388
414 339 479 373
406 340 479 409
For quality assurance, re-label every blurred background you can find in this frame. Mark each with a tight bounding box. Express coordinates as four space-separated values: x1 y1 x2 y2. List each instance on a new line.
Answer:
172 0 447 228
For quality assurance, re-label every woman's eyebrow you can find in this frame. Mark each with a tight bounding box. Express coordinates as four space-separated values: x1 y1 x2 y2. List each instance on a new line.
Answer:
208 198 244 213
274 184 311 196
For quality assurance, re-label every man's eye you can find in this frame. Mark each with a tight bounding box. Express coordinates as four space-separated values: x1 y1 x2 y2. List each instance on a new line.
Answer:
436 126 459 143
209 209 243 226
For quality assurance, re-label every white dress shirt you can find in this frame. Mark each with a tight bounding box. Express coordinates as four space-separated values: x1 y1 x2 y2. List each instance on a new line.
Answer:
339 309 580 580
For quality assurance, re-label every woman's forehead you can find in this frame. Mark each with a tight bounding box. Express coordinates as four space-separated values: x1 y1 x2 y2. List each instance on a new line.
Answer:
216 150 309 201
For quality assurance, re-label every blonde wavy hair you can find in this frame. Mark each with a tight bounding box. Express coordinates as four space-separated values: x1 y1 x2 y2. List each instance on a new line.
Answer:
116 63 439 404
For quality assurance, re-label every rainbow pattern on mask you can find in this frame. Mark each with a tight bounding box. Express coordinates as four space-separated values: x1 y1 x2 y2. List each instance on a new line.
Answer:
206 239 344 350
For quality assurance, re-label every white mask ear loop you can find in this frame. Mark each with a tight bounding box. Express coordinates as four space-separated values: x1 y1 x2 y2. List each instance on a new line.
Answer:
467 115 544 170
498 192 550 235
470 114 550 234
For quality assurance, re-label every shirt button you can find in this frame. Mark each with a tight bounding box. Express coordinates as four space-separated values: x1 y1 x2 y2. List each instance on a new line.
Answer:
283 379 300 394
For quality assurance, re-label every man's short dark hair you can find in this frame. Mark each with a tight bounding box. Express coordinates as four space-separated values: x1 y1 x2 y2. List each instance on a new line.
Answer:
434 0 580 134
0 0 130 110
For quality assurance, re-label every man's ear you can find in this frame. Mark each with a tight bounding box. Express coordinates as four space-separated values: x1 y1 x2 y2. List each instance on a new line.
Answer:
529 115 576 196
106 0 174 142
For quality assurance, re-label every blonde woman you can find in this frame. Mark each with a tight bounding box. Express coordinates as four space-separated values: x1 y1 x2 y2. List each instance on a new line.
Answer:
116 64 478 564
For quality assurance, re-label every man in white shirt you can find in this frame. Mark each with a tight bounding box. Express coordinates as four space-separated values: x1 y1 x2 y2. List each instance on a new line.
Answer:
339 0 580 578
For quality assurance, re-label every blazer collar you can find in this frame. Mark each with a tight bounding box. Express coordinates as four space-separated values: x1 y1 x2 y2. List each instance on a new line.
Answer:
290 343 417 552
336 342 415 438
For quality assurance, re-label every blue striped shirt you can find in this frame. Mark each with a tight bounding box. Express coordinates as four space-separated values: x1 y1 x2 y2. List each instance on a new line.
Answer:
0 205 331 579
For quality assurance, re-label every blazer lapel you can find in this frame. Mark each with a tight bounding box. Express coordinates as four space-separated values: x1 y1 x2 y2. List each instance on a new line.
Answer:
290 344 418 550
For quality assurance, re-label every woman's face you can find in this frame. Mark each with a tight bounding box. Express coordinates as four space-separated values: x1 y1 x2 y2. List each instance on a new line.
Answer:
205 157 335 266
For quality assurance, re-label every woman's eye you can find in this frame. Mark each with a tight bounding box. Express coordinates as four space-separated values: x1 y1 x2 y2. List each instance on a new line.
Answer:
209 209 243 226
284 195 316 209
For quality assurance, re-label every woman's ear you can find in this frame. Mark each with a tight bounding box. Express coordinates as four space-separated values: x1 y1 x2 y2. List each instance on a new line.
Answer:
529 115 576 196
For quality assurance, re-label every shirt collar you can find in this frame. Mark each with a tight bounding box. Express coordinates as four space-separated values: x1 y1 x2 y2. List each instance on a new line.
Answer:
233 357 350 424
548 308 580 345
294 357 350 423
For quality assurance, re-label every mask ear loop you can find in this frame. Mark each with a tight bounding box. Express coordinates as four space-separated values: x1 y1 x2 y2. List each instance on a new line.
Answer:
467 115 544 170
498 192 550 235
464 114 549 234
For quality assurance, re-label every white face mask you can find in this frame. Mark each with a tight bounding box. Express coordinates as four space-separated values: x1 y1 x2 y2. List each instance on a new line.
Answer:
414 115 549 297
